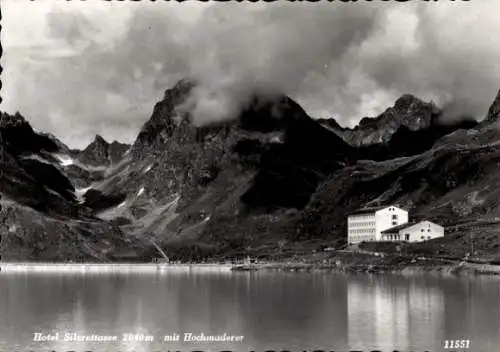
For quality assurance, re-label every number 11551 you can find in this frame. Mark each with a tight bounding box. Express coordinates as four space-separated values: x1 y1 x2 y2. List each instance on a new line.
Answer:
444 339 471 349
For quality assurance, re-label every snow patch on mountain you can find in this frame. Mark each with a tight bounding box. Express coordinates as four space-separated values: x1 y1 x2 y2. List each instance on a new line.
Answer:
74 186 92 203
54 153 74 166
21 154 53 165
137 187 145 196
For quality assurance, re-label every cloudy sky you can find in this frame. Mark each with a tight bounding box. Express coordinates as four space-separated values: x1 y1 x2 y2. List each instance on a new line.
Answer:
1 0 500 148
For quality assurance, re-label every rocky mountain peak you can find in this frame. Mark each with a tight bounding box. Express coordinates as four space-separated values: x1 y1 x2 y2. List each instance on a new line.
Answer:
0 111 30 129
85 135 110 154
93 134 109 146
163 79 196 101
393 94 428 111
322 94 441 147
485 89 500 123
0 111 60 156
377 94 438 130
77 134 111 166
75 135 129 166
131 79 196 156
133 79 312 152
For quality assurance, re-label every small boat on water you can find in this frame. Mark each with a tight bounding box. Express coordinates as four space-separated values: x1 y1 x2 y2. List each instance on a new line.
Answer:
231 264 258 271
230 256 259 271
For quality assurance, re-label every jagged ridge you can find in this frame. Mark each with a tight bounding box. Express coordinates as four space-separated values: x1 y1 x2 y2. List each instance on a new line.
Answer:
1 81 498 262
0 112 143 261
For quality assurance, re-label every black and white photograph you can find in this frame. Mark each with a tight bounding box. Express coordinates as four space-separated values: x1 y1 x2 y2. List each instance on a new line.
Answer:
1 0 500 351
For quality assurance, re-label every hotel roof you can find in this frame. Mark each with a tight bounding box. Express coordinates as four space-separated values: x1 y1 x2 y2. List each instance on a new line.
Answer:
381 221 420 234
348 205 403 216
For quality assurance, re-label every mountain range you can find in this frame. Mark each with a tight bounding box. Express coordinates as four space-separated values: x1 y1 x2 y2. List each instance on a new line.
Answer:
1 82 500 262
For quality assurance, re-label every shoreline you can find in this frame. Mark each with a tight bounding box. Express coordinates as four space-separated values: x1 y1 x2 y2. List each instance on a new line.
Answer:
231 261 500 276
0 262 234 273
1 259 500 276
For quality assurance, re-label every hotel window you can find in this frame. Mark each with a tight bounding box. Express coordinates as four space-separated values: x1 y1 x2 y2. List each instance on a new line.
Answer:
392 221 397 225
392 215 398 220
405 234 410 241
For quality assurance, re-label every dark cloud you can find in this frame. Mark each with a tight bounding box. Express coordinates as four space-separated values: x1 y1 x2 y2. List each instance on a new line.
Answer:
1 1 499 148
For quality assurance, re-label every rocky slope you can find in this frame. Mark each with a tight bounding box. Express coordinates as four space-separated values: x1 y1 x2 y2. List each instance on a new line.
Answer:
0 112 142 261
83 80 357 260
2 83 499 262
295 94 500 260
72 81 487 261
61 134 130 189
483 90 500 125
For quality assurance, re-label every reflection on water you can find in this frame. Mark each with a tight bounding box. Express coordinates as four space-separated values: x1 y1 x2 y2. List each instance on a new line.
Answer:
347 275 445 351
0 270 499 352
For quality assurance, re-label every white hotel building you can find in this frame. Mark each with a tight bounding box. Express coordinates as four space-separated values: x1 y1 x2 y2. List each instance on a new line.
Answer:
347 205 409 244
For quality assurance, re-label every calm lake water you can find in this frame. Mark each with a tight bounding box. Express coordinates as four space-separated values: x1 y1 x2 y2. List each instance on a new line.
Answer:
1 268 499 352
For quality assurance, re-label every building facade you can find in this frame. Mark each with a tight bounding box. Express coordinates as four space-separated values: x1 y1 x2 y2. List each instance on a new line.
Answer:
347 206 408 244
380 220 444 243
